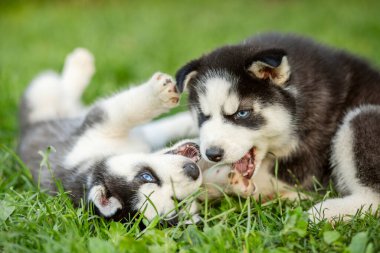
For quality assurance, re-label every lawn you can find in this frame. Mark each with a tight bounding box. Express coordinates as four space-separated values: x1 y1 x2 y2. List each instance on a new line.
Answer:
1 0 380 252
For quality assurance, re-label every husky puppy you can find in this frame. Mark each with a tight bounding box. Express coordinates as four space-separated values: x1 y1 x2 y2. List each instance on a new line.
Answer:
175 33 380 221
18 49 202 223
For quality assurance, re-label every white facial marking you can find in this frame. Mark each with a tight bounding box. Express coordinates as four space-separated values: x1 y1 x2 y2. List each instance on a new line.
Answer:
199 100 297 164
223 94 240 115
200 77 232 116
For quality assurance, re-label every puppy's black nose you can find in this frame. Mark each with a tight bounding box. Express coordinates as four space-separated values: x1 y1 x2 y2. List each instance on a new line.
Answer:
183 162 200 180
205 147 224 162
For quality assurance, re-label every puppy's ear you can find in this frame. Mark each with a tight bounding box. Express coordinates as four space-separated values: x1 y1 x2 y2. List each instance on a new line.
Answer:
175 59 200 93
88 185 122 217
247 49 290 86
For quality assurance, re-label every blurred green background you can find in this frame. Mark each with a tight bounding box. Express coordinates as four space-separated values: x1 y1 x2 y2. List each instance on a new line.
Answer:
1 0 380 146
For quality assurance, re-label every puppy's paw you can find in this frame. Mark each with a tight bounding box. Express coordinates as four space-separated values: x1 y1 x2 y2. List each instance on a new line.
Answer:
65 48 95 77
63 48 95 89
308 199 350 223
226 171 256 198
150 72 180 108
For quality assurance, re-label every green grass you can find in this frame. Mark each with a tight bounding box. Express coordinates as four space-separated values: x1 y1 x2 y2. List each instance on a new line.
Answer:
1 0 380 252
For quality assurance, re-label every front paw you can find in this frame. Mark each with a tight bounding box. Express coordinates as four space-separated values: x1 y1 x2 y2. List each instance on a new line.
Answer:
150 72 180 108
227 171 256 198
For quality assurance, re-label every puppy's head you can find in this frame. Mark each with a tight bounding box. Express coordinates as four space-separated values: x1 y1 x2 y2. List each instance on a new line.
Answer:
87 144 202 223
175 44 298 178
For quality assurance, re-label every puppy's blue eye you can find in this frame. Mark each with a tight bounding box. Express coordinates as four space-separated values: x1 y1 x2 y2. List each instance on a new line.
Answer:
235 110 251 119
140 172 154 182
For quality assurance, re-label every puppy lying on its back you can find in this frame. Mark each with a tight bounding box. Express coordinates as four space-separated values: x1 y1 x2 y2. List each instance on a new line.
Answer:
18 49 202 223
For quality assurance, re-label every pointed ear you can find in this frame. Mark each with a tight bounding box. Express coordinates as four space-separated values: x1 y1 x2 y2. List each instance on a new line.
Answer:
88 185 122 217
247 49 290 86
175 59 200 93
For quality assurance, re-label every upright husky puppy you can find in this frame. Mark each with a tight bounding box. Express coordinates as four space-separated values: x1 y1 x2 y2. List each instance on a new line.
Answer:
175 33 380 221
18 49 202 223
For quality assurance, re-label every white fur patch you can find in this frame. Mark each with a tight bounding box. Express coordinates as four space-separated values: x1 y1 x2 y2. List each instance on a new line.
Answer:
26 71 65 123
260 105 298 157
308 193 380 222
133 111 198 150
331 110 360 194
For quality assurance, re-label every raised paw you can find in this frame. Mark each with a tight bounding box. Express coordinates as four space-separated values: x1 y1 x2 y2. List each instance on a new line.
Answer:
150 72 180 108
65 48 95 75
62 48 95 90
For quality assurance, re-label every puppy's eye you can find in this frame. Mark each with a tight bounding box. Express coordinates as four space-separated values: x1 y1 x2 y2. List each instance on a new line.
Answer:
139 172 155 183
234 110 252 120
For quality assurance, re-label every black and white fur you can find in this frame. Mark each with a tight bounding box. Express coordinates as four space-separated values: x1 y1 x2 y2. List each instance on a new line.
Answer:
175 33 380 221
18 48 202 223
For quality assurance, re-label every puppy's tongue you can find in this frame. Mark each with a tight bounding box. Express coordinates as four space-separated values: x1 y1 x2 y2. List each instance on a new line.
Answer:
232 148 256 179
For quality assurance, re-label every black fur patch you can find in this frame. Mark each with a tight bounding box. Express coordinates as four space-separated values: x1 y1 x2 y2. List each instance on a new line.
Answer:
197 110 210 127
175 59 200 93
76 106 106 135
246 48 287 68
351 109 380 193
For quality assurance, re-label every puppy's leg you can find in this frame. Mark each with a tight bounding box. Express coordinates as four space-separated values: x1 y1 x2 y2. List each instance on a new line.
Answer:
65 72 179 166
60 48 95 116
22 71 63 124
132 111 198 150
86 72 179 135
22 48 94 124
309 106 380 222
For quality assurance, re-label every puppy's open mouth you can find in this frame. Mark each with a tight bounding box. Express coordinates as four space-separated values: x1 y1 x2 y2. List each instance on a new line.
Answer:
166 142 201 163
232 147 256 179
